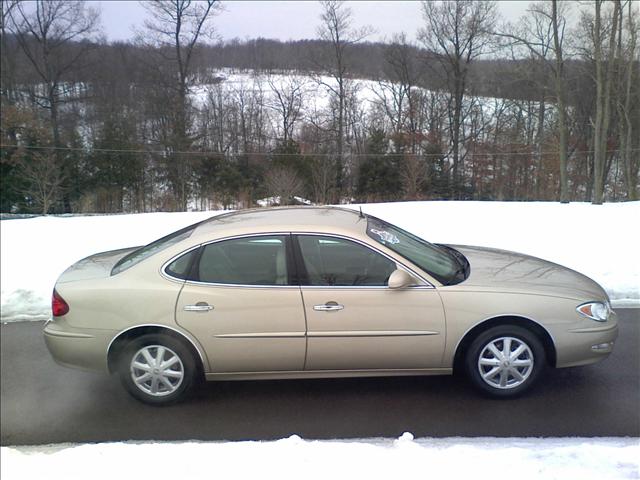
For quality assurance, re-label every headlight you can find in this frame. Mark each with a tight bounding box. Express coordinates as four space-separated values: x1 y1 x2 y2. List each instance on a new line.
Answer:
576 301 611 322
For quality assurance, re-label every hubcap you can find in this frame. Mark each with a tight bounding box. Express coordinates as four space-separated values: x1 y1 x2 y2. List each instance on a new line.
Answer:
477 336 534 390
130 345 184 397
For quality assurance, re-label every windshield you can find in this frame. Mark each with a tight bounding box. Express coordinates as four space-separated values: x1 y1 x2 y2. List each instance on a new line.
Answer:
111 222 201 275
365 216 466 285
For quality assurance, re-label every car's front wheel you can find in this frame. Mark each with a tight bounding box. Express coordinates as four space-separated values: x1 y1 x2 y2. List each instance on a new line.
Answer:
119 334 195 405
465 325 545 398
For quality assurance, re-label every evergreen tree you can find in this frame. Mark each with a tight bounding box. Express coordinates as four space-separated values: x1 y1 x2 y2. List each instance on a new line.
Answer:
89 115 144 212
357 129 401 201
0 106 29 212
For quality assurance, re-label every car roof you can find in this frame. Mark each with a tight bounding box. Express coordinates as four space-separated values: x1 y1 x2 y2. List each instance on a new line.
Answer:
191 206 369 241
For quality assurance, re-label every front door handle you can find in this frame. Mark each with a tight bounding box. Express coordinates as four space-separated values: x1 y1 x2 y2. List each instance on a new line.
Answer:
313 301 344 312
184 302 214 312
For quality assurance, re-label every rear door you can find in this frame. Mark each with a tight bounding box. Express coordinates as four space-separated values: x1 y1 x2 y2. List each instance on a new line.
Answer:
295 234 446 371
174 234 306 373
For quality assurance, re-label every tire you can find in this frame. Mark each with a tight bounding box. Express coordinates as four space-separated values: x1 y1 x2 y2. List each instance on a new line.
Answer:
465 325 545 398
118 333 195 406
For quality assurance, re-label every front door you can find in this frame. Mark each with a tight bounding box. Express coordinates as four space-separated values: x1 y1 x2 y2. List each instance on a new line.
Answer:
295 235 446 371
175 234 306 373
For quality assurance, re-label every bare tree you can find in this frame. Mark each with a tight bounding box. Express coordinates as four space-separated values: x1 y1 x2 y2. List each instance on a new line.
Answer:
139 0 221 209
418 0 497 198
232 76 267 158
1 1 19 103
309 155 333 204
7 0 100 211
550 0 570 203
497 1 571 202
14 150 65 214
371 33 423 155
616 0 639 200
315 0 373 199
264 166 304 205
592 0 621 204
400 154 426 200
265 73 308 144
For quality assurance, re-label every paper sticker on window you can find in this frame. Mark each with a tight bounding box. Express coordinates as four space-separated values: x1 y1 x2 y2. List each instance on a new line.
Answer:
370 228 400 244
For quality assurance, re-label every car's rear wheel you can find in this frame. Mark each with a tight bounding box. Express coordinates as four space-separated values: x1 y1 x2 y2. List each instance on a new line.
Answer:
465 325 545 398
119 334 195 405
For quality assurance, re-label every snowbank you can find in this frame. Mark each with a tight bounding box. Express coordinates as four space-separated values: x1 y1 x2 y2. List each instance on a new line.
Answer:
0 211 216 322
1 435 639 480
1 201 638 322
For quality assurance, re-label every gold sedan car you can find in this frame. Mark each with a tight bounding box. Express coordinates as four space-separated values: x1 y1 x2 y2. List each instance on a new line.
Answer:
44 207 618 404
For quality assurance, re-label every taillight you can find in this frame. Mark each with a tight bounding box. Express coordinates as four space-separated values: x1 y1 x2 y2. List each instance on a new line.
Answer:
52 289 69 317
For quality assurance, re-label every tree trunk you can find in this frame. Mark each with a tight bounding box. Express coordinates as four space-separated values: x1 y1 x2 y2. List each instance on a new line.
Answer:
621 2 638 200
600 1 620 202
336 78 344 200
452 88 463 198
48 86 72 213
593 1 604 204
552 0 569 203
593 0 620 204
535 97 546 198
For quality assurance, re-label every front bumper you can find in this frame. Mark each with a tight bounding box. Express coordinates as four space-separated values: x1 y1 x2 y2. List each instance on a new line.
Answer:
554 310 619 368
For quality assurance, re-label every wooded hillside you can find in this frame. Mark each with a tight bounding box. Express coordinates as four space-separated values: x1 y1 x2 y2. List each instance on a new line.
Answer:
1 0 638 213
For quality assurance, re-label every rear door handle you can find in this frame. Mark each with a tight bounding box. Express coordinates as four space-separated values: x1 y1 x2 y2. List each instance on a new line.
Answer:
313 301 344 312
184 302 214 312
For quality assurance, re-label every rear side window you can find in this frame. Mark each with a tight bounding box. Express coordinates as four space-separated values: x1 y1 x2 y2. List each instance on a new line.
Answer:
296 235 396 286
165 249 199 279
112 222 200 275
196 236 289 285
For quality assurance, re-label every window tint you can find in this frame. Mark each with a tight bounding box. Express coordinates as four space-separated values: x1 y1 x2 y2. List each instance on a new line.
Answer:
165 249 198 279
297 236 396 286
197 236 289 285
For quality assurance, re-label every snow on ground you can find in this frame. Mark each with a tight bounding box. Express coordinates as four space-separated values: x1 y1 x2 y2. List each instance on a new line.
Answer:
1 435 639 480
0 211 218 322
256 195 313 206
1 201 638 322
191 68 383 111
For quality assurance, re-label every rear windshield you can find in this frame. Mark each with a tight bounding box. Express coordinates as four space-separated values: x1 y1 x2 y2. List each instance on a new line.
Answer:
111 222 201 275
365 216 463 285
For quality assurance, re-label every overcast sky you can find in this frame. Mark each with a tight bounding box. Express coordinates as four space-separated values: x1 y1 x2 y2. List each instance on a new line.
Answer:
92 1 532 44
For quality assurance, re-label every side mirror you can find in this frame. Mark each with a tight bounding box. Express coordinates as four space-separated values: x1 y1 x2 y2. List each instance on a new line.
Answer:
388 269 416 289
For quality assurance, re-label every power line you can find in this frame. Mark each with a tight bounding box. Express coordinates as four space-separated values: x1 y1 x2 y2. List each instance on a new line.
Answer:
1 144 637 158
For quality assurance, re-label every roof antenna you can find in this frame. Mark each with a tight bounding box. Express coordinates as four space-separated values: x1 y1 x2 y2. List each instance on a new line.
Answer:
359 206 365 219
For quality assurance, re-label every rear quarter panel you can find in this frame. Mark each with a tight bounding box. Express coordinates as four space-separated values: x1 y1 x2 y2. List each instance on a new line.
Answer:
55 270 182 332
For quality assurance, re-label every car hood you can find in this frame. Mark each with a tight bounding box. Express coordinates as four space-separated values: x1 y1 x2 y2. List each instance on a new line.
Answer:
451 245 607 302
56 247 140 284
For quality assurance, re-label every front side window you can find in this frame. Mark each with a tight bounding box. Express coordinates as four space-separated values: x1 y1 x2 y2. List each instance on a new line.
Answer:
297 235 396 286
196 235 289 285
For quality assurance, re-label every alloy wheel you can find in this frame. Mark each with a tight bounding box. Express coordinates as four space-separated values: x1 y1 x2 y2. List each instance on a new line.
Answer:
477 336 534 389
130 345 185 397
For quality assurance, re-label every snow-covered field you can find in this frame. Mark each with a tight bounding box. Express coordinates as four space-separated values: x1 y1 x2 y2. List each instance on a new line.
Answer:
1 201 638 322
193 68 527 127
2 434 639 480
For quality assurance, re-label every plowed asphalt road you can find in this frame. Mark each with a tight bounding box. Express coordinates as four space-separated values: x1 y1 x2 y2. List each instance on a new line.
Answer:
2 309 638 445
